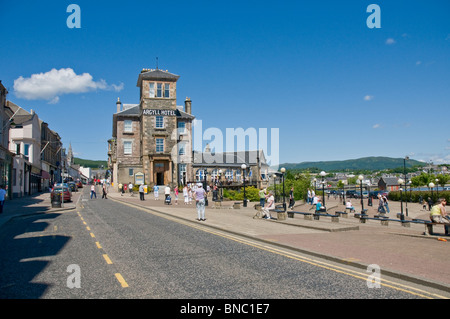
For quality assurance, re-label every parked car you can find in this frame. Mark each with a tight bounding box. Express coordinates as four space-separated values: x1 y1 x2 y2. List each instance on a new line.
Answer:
68 182 78 192
354 191 369 199
345 190 357 198
51 187 71 202
76 180 83 188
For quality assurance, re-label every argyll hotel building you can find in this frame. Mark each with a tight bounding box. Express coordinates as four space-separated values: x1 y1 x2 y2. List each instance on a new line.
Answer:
108 68 195 188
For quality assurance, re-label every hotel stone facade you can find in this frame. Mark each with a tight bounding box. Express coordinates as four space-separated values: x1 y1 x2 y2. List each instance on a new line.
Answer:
108 68 195 188
108 68 269 190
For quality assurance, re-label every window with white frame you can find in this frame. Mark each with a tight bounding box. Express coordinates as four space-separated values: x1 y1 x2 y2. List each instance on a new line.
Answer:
178 121 186 134
225 169 233 181
178 142 186 155
149 83 155 98
156 138 164 153
164 83 170 98
155 116 164 128
156 83 163 98
124 120 132 132
123 141 132 154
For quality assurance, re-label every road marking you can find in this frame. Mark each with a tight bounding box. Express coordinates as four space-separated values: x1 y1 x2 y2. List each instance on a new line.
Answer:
103 254 113 264
90 232 95 238
96 241 102 249
86 226 91 231
113 199 448 299
115 273 129 288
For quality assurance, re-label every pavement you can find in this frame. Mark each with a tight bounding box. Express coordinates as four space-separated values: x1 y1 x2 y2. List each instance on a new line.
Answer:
2 186 450 294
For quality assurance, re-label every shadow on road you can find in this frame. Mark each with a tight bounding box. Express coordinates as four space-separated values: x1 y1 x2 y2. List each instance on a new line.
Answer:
0 213 70 298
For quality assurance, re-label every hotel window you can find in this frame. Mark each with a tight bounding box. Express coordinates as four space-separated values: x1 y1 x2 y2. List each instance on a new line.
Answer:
149 83 155 98
164 83 170 98
155 116 164 128
123 141 132 155
156 138 164 153
129 168 133 176
124 120 132 132
178 121 186 134
178 143 186 155
156 83 163 97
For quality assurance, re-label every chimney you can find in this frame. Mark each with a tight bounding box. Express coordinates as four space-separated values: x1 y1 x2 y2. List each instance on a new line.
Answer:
184 97 191 114
116 97 122 113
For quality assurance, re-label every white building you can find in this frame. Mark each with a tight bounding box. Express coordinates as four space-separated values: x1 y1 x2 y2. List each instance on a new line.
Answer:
7 102 42 197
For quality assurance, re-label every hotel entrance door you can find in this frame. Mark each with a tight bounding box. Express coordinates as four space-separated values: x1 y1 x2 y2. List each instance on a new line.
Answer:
154 162 167 185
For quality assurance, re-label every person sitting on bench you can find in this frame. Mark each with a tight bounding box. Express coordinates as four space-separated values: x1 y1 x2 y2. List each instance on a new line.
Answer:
345 199 355 212
262 191 275 220
430 198 449 224
315 198 326 213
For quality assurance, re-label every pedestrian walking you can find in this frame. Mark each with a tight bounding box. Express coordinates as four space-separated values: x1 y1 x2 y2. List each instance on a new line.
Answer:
183 185 189 205
139 184 145 200
119 183 124 196
288 187 295 210
90 184 97 199
174 186 179 205
153 185 159 200
193 183 207 221
102 183 108 199
0 185 6 214
129 182 134 196
382 195 390 213
259 187 266 208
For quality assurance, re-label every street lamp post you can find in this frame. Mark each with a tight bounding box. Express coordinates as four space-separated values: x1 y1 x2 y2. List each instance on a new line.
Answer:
320 171 326 208
398 178 405 221
218 169 223 201
241 164 247 207
280 167 286 211
404 156 409 217
429 182 435 203
358 175 364 214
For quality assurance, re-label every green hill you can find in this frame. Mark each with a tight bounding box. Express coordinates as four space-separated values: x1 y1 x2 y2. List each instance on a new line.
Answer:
73 157 108 169
280 156 425 172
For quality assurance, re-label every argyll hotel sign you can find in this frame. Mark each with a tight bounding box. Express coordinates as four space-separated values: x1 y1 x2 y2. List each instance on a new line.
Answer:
142 109 177 116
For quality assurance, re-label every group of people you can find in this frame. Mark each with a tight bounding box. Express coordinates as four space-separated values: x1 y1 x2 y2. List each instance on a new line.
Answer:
90 183 108 199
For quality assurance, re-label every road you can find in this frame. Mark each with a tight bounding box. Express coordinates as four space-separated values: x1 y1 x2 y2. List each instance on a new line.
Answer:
0 187 446 305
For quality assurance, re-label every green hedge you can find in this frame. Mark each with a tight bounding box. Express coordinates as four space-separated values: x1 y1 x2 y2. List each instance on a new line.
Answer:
388 190 450 204
223 186 260 202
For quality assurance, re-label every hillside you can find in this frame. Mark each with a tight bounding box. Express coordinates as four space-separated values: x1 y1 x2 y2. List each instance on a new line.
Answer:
280 156 425 172
73 157 108 169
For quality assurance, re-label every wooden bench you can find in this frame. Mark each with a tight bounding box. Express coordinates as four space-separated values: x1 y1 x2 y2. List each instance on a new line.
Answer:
335 211 348 218
233 202 241 209
288 211 313 220
412 219 449 236
313 212 339 223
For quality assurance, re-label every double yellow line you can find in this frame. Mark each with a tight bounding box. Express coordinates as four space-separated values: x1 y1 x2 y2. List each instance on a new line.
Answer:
114 199 449 299
77 211 129 288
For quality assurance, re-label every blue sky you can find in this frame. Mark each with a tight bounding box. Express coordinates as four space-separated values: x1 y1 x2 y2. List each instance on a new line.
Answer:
1 0 449 166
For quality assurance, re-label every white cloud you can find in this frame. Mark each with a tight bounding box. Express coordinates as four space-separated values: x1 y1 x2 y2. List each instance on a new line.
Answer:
13 68 123 103
415 61 422 65
385 38 396 45
364 95 374 101
372 123 381 129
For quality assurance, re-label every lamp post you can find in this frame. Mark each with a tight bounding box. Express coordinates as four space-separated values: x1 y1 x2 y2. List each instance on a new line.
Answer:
367 181 372 206
404 156 409 216
429 182 435 203
358 175 364 214
218 169 223 201
398 178 404 221
280 167 286 211
241 164 247 207
203 168 208 206
436 178 439 197
320 171 326 208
